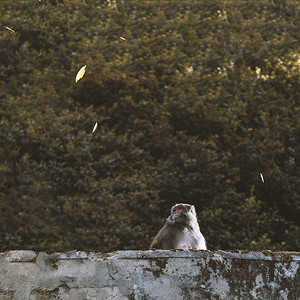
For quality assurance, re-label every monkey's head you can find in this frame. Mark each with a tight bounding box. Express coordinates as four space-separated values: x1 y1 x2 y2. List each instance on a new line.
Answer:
166 203 197 225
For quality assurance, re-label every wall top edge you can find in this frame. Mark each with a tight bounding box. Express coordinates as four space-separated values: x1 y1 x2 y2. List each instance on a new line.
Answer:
1 249 299 262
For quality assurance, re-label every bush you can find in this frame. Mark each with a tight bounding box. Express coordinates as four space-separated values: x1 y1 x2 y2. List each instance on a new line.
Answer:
0 0 299 251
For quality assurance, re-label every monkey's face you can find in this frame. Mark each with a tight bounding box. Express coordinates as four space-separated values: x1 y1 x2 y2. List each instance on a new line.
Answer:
167 203 196 225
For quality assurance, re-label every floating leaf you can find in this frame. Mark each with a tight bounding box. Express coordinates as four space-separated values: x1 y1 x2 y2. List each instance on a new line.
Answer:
5 26 15 33
75 65 86 83
259 173 264 183
92 122 98 133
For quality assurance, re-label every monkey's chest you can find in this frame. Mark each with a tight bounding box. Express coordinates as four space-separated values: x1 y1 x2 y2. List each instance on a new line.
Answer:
174 228 195 250
176 241 192 249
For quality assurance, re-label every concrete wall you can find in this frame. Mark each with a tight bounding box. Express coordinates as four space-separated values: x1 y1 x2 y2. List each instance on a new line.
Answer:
0 250 299 300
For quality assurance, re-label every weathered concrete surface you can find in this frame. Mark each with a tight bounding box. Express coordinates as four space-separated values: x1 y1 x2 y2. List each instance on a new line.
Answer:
0 250 299 300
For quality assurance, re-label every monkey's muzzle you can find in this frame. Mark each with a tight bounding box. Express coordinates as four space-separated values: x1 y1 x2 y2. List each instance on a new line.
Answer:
173 207 183 219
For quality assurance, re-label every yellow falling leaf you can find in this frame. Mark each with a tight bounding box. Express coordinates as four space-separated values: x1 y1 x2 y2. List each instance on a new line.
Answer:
120 36 126 41
92 122 98 133
5 26 15 33
75 65 86 83
259 173 264 183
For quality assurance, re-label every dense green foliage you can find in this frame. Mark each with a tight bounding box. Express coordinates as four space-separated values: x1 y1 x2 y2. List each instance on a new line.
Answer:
0 0 299 252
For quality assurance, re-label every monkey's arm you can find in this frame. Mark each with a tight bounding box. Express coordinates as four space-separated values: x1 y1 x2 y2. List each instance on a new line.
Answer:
149 224 175 250
149 237 161 249
149 227 164 249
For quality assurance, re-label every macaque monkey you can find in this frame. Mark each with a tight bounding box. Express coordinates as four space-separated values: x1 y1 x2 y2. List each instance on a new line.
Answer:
150 203 207 250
